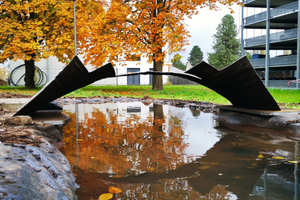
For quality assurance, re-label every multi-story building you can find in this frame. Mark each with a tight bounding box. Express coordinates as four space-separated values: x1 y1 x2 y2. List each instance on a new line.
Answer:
241 0 300 88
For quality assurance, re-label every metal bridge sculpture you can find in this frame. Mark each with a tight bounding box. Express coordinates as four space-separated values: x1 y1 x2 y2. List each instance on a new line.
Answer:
14 55 280 116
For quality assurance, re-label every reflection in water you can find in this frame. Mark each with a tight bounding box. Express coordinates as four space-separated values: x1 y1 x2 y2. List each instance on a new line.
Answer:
61 102 300 200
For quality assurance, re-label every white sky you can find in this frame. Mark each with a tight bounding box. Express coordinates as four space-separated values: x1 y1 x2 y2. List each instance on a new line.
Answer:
180 4 242 63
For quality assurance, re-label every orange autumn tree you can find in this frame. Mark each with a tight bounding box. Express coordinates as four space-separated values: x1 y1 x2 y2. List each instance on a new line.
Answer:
78 0 241 90
0 0 75 88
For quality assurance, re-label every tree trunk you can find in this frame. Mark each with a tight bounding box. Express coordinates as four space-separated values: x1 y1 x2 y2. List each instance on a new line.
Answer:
152 59 163 91
24 55 36 89
153 104 164 143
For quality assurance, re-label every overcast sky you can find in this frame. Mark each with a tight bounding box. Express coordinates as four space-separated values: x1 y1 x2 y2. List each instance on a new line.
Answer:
179 4 242 63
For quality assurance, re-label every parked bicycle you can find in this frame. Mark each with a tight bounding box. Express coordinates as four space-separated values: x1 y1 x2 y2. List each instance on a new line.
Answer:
10 64 48 86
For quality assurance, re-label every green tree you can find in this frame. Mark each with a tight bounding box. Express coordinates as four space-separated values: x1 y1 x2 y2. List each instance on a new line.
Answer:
171 53 186 71
188 45 203 66
172 60 186 71
208 14 240 70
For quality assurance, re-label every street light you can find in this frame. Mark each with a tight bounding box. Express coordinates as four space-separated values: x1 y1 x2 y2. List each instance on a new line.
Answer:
65 0 77 56
73 0 77 56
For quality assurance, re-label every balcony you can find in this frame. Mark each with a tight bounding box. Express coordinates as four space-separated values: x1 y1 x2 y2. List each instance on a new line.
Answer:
244 0 297 8
250 55 297 69
244 28 298 50
244 1 298 28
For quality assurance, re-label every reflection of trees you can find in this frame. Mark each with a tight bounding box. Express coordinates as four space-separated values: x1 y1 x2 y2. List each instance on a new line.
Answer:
72 164 235 200
190 109 201 117
62 104 188 177
114 180 232 199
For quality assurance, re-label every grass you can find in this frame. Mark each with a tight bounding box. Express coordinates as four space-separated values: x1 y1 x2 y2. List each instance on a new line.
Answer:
0 85 299 109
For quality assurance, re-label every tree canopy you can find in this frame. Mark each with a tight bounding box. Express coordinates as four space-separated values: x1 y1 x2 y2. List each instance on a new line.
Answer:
0 0 241 89
207 14 240 70
0 0 76 88
188 45 203 66
78 0 241 90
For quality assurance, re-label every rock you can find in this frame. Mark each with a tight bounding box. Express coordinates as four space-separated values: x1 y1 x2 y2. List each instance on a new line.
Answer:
4 116 33 125
0 112 78 199
142 95 153 100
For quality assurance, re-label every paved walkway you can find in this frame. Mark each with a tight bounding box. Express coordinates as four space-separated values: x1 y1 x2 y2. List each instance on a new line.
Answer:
0 98 30 104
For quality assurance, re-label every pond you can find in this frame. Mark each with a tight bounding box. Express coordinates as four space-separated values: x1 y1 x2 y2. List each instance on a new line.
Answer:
60 100 300 200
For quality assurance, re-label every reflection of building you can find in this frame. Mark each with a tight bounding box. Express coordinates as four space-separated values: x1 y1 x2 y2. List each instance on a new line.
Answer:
8 54 169 86
241 0 300 88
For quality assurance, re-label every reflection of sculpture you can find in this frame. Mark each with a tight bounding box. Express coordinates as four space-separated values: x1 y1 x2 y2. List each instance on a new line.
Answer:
15 55 279 116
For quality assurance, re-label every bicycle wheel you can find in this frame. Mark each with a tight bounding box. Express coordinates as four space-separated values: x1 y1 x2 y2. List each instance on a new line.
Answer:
10 64 26 86
35 67 48 86
10 65 48 86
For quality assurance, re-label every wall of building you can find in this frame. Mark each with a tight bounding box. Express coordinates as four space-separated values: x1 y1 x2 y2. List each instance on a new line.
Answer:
8 54 170 86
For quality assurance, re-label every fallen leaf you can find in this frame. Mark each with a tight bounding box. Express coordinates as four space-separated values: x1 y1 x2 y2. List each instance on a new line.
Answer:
287 161 299 164
272 156 285 160
199 165 210 170
99 193 113 200
108 186 122 193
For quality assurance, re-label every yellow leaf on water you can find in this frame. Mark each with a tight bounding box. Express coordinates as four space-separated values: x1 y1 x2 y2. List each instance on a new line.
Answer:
272 156 285 160
99 193 113 200
258 155 264 158
108 186 122 193
199 165 210 170
149 167 156 171
287 161 299 164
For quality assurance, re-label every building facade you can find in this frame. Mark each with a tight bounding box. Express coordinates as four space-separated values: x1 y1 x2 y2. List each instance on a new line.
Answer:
241 0 300 88
8 55 169 86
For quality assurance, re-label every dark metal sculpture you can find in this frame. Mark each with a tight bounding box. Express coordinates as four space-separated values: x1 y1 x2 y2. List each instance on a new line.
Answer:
121 56 280 111
14 56 115 116
14 55 280 116
185 56 280 111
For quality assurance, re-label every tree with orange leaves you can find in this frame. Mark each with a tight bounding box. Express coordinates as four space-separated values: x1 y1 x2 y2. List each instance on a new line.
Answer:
78 0 241 90
0 0 75 88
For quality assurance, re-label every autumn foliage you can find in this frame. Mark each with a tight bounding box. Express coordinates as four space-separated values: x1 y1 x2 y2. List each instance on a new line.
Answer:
0 0 75 87
0 0 75 63
1 0 241 89
77 0 241 90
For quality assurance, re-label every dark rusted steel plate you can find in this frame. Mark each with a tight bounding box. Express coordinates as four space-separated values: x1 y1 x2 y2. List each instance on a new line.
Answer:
118 71 202 83
14 56 279 116
119 56 279 110
185 56 280 111
14 56 115 116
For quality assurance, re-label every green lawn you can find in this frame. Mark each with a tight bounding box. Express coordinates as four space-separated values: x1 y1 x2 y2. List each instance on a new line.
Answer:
0 85 299 109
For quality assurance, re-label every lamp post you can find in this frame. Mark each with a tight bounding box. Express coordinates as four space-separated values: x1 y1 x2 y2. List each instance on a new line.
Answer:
73 0 77 56
66 0 77 56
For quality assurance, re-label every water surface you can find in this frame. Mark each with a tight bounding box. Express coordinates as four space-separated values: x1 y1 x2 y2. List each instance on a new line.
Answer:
61 101 299 200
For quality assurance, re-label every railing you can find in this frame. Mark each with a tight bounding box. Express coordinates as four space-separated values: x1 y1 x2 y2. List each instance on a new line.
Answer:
270 1 298 18
245 1 298 25
245 11 266 25
250 55 297 67
244 28 298 47
244 0 257 4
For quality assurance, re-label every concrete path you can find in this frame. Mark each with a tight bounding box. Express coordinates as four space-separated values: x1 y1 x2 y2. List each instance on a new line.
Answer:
0 98 30 104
